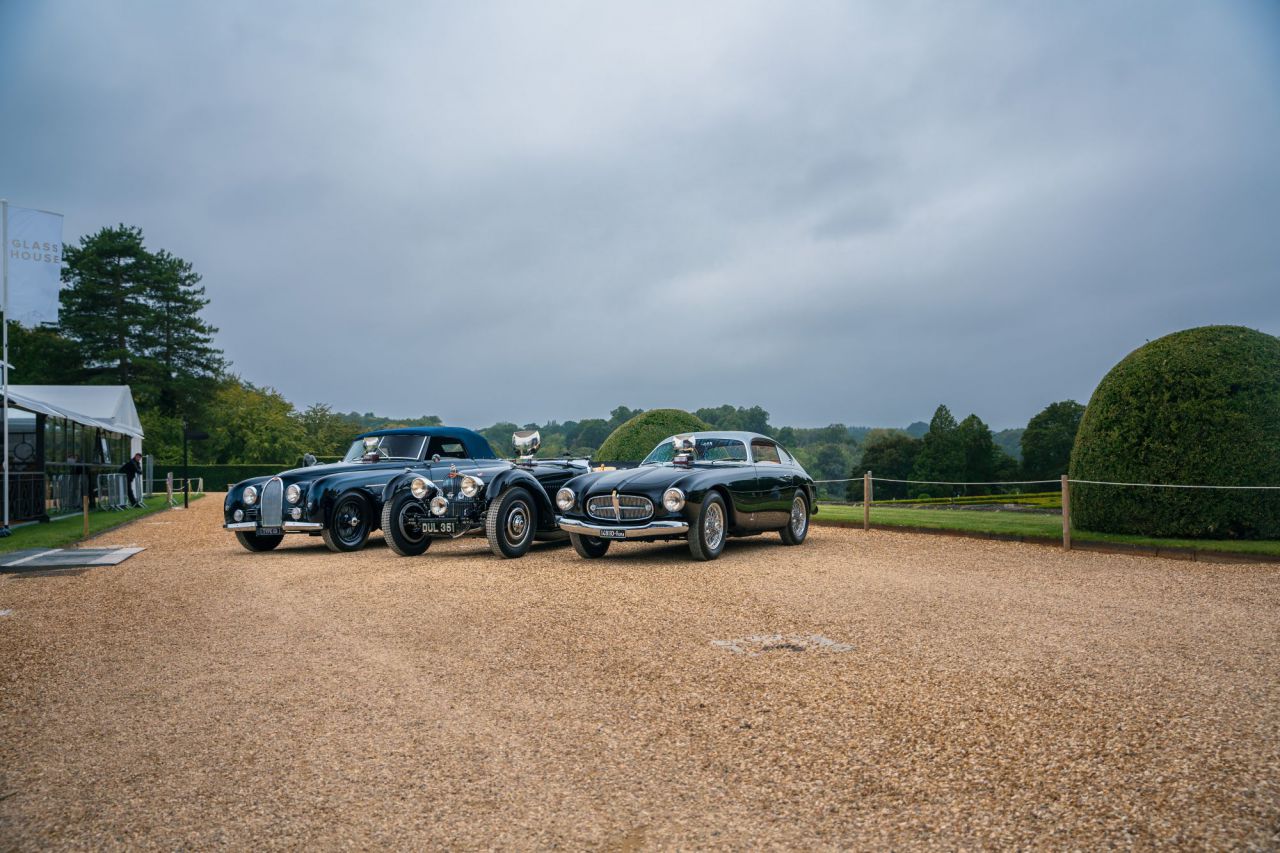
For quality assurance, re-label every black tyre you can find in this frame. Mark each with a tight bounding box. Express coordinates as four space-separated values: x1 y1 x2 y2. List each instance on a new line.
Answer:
688 492 728 561
569 532 611 558
321 492 372 553
486 486 536 559
235 531 284 552
380 491 433 557
780 491 810 546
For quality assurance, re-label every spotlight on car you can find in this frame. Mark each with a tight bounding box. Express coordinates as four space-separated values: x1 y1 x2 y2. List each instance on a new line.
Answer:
556 487 575 511
460 475 484 498
285 484 302 504
243 485 258 506
291 507 303 520
410 477 433 499
430 495 449 516
663 487 686 513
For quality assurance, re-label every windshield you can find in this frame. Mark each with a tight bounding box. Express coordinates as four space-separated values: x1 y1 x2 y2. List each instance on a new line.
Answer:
642 437 749 465
342 434 427 463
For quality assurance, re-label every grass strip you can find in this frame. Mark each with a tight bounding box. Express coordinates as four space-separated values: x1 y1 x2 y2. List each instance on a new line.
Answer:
0 495 203 555
816 503 1280 557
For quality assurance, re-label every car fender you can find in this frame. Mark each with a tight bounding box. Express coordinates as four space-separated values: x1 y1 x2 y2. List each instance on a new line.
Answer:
486 468 556 526
380 469 441 504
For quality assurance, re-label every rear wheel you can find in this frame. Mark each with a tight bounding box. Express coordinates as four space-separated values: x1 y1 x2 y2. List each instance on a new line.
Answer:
235 531 283 552
780 491 810 546
381 491 433 557
688 493 727 561
321 492 372 552
570 532 611 558
486 486 536 559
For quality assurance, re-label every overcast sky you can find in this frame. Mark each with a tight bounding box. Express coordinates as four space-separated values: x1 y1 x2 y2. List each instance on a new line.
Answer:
2 1 1278 429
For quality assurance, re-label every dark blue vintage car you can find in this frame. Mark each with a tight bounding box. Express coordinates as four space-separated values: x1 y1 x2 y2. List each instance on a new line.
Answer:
554 431 817 561
379 430 589 559
223 426 502 553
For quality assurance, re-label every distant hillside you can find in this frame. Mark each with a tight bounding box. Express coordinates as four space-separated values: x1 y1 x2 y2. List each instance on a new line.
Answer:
993 428 1024 461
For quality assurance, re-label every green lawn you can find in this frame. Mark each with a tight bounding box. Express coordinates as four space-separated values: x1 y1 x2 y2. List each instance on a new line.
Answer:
816 503 1280 557
0 495 202 555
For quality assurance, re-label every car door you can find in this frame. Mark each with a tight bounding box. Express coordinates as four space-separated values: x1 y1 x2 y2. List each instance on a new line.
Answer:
750 439 791 526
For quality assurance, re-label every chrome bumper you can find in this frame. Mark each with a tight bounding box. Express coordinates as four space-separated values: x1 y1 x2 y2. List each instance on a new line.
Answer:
556 517 689 539
225 521 324 532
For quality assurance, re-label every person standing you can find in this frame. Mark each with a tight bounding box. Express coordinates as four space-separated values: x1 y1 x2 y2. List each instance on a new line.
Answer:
119 453 144 507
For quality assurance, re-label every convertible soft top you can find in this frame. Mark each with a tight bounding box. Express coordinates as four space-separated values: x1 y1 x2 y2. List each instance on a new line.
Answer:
356 426 498 459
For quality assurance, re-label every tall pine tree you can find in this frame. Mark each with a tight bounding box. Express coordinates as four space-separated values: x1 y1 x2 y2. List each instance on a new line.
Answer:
910 404 965 497
141 248 225 415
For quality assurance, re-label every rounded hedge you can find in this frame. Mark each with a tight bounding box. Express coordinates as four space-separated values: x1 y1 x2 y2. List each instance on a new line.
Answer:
1068 325 1280 539
594 409 711 462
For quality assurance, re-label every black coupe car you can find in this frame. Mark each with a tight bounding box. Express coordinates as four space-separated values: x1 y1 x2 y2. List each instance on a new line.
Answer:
379 430 590 559
224 427 501 553
554 431 817 561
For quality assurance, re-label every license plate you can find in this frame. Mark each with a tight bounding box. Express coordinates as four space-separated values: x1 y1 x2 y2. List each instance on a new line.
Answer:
258 526 283 536
598 528 627 540
425 520 462 535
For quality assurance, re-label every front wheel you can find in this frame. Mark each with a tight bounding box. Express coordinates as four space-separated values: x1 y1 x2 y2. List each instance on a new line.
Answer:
569 532 611 559
688 493 727 561
235 531 283 552
486 486 536 559
381 491 433 557
780 491 810 546
321 492 372 553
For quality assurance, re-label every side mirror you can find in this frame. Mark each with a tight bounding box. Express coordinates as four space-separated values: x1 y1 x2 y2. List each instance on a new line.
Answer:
303 453 318 467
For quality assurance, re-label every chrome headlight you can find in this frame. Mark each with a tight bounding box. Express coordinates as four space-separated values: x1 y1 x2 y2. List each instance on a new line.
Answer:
556 487 575 512
233 509 244 522
243 485 258 506
430 495 449 516
460 475 484 498
663 487 686 513
410 477 432 499
285 484 302 504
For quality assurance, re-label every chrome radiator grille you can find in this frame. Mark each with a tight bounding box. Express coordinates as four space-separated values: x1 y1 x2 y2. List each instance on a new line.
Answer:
260 477 284 528
587 493 653 522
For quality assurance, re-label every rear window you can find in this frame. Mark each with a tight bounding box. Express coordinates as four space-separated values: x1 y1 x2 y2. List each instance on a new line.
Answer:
752 441 782 464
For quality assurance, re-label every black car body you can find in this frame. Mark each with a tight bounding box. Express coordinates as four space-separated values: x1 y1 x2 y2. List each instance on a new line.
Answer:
223 427 501 553
554 431 817 560
380 430 590 559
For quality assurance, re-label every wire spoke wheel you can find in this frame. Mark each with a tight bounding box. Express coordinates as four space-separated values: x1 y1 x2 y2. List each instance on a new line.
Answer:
704 502 725 550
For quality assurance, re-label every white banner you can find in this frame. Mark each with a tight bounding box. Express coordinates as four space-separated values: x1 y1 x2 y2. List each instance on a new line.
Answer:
4 205 64 326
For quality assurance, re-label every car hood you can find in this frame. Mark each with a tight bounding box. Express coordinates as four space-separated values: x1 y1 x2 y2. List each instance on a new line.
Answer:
581 464 707 495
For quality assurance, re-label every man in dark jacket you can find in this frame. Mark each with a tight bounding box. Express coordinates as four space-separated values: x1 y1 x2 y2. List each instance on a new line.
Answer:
119 453 144 507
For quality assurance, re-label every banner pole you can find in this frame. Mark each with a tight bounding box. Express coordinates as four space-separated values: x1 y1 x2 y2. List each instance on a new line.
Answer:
2 198 10 536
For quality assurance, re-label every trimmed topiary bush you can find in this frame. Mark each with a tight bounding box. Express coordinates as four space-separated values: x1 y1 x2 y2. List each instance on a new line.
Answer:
594 409 711 462
1069 325 1280 539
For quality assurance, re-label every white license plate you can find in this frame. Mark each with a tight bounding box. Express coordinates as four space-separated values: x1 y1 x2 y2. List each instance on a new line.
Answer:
425 520 461 535
598 528 627 540
258 526 283 536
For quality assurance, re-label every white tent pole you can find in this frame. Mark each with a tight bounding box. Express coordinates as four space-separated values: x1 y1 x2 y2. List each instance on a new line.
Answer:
2 198 9 533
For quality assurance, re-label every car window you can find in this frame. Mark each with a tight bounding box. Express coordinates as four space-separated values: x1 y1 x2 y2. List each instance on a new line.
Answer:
776 445 795 465
752 440 782 464
427 437 469 459
642 437 748 464
342 434 427 462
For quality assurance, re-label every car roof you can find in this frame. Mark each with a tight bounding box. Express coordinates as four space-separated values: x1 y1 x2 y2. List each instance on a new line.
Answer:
356 426 497 459
667 431 775 443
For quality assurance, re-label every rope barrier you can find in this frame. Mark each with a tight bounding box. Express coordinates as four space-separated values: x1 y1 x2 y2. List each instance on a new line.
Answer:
1068 479 1280 490
809 476 1278 490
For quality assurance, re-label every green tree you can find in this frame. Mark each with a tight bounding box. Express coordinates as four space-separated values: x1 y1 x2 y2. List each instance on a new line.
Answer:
299 403 362 458
569 418 611 451
200 380 305 465
139 249 225 416
7 324 84 384
956 414 998 493
60 225 151 390
1021 400 1084 481
910 405 964 497
851 430 921 500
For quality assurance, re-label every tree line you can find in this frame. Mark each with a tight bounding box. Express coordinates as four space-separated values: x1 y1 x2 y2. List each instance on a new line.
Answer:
18 224 1084 483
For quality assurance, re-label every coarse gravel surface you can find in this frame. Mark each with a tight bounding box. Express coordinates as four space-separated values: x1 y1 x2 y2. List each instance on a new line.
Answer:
2 496 1279 849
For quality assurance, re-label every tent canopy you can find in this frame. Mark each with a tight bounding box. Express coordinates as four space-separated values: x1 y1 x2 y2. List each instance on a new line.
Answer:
5 385 144 439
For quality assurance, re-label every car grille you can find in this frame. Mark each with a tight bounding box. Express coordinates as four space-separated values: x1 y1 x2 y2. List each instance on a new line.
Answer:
260 477 284 528
587 493 653 522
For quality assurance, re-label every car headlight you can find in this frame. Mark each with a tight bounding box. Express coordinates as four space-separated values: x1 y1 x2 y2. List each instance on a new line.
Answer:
663 487 686 513
233 509 244 522
556 487 575 511
430 495 449 516
410 477 432 499
285 484 302 504
243 485 258 506
460 475 484 498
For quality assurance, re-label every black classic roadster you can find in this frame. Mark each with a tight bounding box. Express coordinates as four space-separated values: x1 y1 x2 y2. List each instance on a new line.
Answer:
554 431 816 561
380 430 589 559
224 427 502 553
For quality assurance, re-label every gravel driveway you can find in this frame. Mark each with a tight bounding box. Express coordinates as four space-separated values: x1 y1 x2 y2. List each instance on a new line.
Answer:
2 496 1278 849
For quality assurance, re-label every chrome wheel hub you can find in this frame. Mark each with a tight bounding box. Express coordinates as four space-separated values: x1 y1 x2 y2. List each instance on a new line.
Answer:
705 503 725 549
790 498 807 536
507 501 530 541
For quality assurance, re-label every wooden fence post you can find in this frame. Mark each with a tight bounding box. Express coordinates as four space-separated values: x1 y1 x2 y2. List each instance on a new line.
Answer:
1061 474 1071 551
82 494 89 538
863 471 872 531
